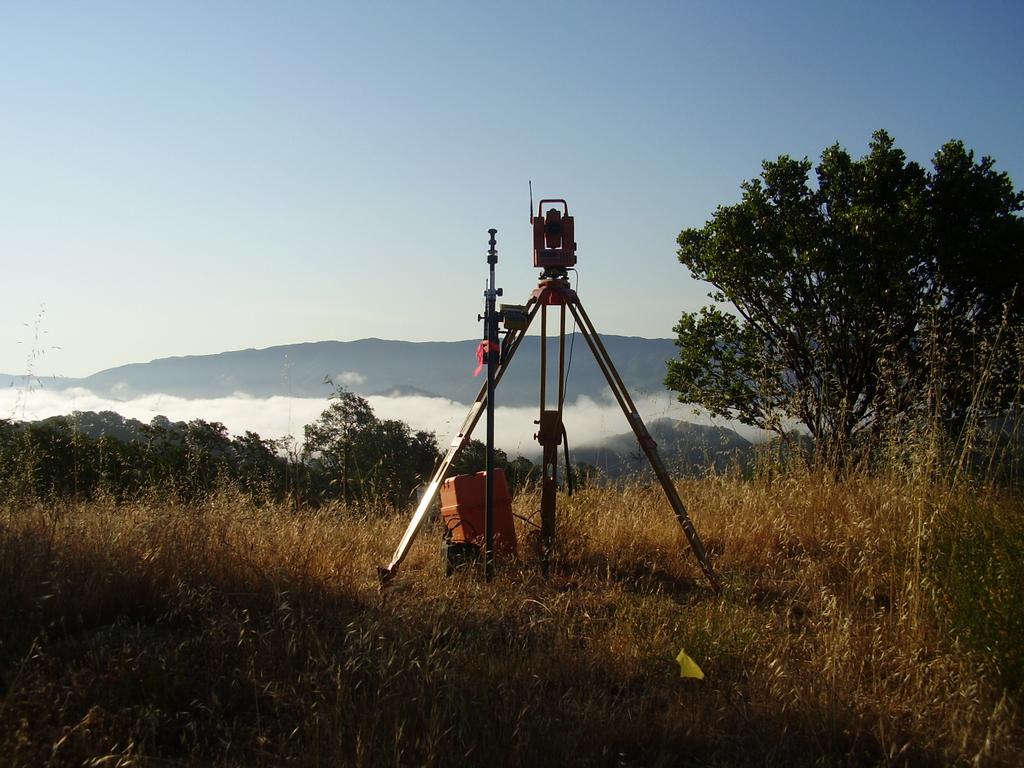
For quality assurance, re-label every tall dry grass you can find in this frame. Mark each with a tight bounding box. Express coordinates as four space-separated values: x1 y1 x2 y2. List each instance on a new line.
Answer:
0 470 1021 766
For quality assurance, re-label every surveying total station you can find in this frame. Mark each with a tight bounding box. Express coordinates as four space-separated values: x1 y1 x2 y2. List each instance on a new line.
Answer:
377 198 720 591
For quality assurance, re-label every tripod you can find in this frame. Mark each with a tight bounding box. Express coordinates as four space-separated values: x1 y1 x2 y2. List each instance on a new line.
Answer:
378 266 721 591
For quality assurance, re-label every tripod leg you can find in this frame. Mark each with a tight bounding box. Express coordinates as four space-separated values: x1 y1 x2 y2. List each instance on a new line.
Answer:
538 305 568 573
538 417 559 574
566 301 721 592
534 305 562 574
378 301 539 587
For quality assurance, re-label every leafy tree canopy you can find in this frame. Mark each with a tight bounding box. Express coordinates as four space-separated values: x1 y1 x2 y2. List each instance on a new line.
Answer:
667 130 1023 464
303 386 439 509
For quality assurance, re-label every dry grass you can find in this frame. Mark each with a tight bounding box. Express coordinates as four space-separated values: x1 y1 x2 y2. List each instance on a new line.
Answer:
1 474 1021 767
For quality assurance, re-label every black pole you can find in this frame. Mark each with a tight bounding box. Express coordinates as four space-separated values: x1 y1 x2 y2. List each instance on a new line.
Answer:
484 228 500 581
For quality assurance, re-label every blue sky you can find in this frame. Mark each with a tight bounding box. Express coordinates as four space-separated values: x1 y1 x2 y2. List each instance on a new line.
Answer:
3 1 1022 376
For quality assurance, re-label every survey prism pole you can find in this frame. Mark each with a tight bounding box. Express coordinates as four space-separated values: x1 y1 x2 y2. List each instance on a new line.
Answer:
483 228 501 581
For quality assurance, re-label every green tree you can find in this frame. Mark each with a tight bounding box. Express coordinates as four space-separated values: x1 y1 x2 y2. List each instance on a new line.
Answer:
183 419 233 490
507 455 540 490
303 387 439 510
924 141 1024 427
0 410 293 503
368 421 438 510
449 439 510 478
667 130 1023 465
231 430 287 499
303 388 379 503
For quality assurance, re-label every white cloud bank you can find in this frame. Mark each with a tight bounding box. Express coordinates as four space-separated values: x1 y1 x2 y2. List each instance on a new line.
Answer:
2 386 766 456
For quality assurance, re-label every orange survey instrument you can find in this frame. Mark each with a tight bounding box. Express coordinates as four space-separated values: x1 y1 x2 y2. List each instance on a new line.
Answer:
440 469 517 555
532 199 576 269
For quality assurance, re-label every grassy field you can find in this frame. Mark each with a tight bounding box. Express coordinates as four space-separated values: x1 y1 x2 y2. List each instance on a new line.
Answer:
1 472 1021 767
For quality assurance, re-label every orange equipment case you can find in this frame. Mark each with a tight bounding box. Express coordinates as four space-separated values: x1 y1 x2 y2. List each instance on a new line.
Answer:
440 469 517 555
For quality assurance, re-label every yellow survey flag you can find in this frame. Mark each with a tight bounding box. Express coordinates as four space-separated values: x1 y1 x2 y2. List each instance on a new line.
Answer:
676 648 705 679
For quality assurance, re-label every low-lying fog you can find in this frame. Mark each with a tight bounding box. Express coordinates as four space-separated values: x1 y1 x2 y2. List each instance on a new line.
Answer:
2 387 765 456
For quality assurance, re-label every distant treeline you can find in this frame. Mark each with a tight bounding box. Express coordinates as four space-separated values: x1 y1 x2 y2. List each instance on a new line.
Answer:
0 389 543 509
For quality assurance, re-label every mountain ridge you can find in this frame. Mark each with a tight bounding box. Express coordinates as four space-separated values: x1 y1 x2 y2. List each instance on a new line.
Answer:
4 335 681 407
